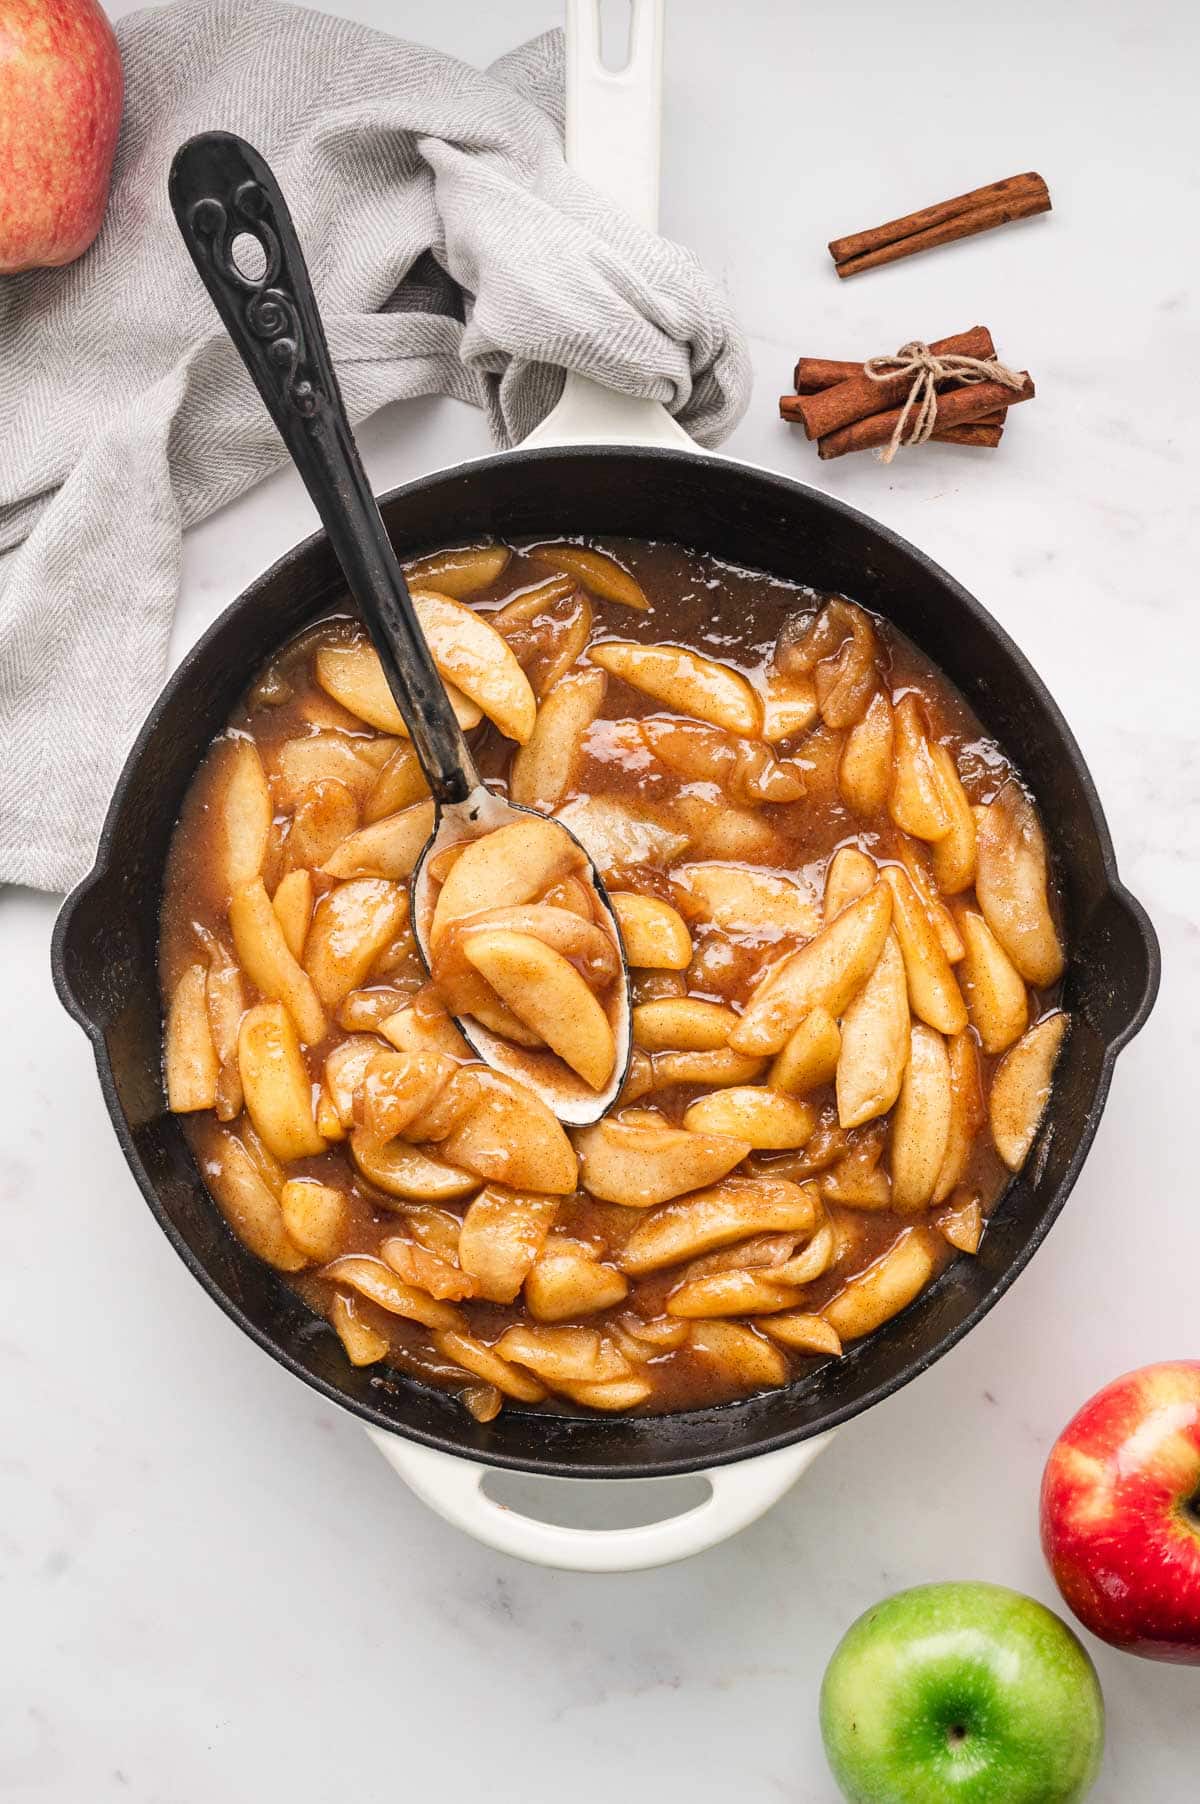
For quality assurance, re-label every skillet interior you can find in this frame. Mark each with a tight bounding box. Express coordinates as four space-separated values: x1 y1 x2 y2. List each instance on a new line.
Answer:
52 448 1159 1478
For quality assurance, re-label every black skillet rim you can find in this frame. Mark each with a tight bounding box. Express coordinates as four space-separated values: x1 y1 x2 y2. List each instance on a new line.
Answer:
51 445 1161 1479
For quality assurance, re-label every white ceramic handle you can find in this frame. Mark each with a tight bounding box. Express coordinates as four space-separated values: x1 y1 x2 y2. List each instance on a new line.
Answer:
524 0 692 452
366 1430 834 1572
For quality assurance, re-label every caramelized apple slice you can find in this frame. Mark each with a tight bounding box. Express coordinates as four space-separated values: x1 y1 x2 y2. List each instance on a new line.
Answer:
403 543 511 598
890 1025 953 1211
687 1321 790 1387
588 640 762 736
528 542 649 611
461 928 616 1091
303 878 408 1008
674 863 821 941
509 666 606 811
214 736 272 892
823 1230 937 1340
932 1030 985 1205
989 1012 1069 1170
412 590 537 743
279 1179 348 1263
768 1008 842 1095
164 963 220 1113
633 998 737 1052
525 1242 630 1321
610 892 693 969
928 744 977 893
618 1175 821 1274
430 816 584 949
882 867 969 1036
201 1124 307 1272
442 1069 579 1194
238 1002 326 1162
839 690 894 815
683 1087 816 1149
730 883 893 1055
315 639 481 736
836 932 910 1128
823 845 877 919
229 878 327 1046
456 1187 559 1303
956 909 1029 1054
889 694 951 841
574 1117 750 1208
974 784 1065 987
321 800 435 881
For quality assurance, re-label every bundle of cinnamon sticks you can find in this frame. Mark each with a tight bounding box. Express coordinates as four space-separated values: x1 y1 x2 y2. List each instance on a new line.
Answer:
779 326 1034 460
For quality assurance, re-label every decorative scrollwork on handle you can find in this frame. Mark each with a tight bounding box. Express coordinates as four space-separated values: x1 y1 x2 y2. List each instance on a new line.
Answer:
186 180 318 419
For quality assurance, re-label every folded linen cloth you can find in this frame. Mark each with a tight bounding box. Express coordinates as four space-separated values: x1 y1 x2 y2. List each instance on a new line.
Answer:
0 0 750 893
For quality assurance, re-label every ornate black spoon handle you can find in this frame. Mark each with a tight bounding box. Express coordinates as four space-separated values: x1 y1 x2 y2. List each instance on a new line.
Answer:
169 131 478 807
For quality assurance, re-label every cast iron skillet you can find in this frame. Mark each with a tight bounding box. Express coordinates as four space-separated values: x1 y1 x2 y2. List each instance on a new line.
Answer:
52 442 1158 1479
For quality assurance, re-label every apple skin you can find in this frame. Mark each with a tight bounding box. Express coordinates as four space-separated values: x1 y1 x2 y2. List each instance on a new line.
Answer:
0 0 123 274
820 1581 1104 1804
1041 1359 1200 1664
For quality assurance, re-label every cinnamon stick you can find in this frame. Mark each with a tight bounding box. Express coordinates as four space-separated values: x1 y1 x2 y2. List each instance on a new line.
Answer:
817 374 1034 460
785 326 996 441
793 356 863 394
828 173 1051 278
931 422 1004 448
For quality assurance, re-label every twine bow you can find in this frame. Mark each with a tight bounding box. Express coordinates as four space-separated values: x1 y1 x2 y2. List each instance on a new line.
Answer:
863 342 1025 463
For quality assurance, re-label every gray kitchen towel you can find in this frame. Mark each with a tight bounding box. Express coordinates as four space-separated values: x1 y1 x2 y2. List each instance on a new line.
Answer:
0 0 750 893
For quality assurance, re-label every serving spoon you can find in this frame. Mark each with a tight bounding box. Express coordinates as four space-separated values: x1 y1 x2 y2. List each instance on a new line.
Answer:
169 132 632 1126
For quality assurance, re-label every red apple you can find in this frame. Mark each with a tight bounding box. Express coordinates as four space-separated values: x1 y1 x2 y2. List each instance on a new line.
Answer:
1041 1360 1200 1664
0 0 123 273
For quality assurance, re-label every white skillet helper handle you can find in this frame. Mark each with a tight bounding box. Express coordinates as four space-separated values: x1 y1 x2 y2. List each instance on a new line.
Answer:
371 0 836 1569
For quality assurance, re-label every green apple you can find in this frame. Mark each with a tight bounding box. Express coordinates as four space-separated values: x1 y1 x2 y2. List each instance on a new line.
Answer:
820 1581 1104 1804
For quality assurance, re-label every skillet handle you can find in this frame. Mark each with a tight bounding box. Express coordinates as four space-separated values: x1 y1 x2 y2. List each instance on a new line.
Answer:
168 132 478 807
525 0 693 453
366 1431 835 1572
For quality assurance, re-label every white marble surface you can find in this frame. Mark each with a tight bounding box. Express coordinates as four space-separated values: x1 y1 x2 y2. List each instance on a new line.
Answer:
3 0 1197 1796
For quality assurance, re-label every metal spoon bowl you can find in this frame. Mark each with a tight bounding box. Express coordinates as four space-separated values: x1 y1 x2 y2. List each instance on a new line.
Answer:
169 131 632 1126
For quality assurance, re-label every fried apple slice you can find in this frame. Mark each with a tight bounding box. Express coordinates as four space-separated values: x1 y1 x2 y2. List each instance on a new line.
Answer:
559 1376 654 1410
528 542 649 611
574 1118 749 1209
215 736 272 892
673 863 821 941
730 883 893 1055
956 909 1029 1054
357 1048 456 1142
610 892 693 969
838 690 893 815
989 1011 1069 1170
349 1130 479 1204
201 938 246 1121
285 779 360 872
442 1068 578 1194
323 1035 380 1130
434 1329 547 1402
929 744 977 893
668 1267 801 1318
315 639 482 737
461 929 616 1090
362 742 430 822
974 784 1065 987
495 1323 632 1386
279 1179 348 1263
823 1229 937 1341
777 601 878 728
768 1008 842 1095
228 878 327 1046
303 878 408 1009
238 1002 326 1162
454 905 618 984
553 795 689 877
403 543 511 598
509 666 606 810
882 867 969 1036
896 838 966 964
380 1238 475 1302
525 1242 630 1321
165 963 220 1112
618 1175 821 1274
430 816 584 948
932 1030 984 1205
757 1312 843 1355
412 590 537 743
688 1321 790 1387
683 1087 815 1149
588 640 762 736
321 800 435 881
201 1125 307 1272
456 1187 559 1303
936 1191 984 1254
492 572 577 627
890 1025 953 1211
889 693 952 841
322 1256 462 1331
272 733 392 808
761 670 819 743
379 994 472 1062
329 1292 389 1366
271 869 313 961
633 998 737 1053
649 1047 767 1089
824 845 877 919
836 933 910 1128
